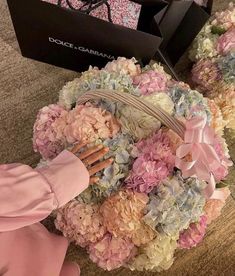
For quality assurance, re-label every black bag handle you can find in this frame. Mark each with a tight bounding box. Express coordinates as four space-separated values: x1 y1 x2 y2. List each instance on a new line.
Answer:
57 0 113 22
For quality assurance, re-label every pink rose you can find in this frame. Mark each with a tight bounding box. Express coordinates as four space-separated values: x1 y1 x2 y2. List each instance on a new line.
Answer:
217 28 235 55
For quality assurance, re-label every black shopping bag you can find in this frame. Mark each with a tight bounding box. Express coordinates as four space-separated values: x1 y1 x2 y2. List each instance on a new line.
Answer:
153 0 213 65
6 0 166 73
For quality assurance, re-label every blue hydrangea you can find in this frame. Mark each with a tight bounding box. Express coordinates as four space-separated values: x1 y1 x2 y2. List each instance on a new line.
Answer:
79 133 135 203
81 70 139 95
168 86 211 122
217 51 235 83
143 172 206 236
59 68 140 109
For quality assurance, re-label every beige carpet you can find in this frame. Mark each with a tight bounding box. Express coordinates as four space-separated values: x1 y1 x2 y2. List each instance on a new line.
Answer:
0 0 235 275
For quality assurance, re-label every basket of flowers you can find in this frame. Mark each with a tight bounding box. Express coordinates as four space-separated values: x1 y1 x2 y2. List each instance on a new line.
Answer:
33 57 232 272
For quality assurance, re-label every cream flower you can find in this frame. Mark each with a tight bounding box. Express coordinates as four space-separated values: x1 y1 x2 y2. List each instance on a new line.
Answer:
58 67 100 109
118 93 174 140
213 85 235 129
128 233 178 272
144 93 174 111
131 223 156 247
104 57 141 76
207 99 227 135
189 24 219 61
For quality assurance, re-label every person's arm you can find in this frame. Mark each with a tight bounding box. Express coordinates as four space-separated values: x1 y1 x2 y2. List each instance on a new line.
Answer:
0 145 112 232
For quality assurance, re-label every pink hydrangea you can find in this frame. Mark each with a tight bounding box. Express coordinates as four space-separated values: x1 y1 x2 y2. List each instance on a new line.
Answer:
213 136 232 181
211 3 235 31
104 57 141 76
133 70 168 95
126 130 175 193
207 99 227 136
88 234 135 271
204 187 230 224
53 103 120 144
191 59 221 92
100 190 148 239
55 201 107 248
217 27 235 55
211 82 235 130
100 190 150 244
178 216 207 249
33 104 66 160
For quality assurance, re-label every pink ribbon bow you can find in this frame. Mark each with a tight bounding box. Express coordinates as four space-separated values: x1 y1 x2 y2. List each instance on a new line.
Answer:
175 117 226 200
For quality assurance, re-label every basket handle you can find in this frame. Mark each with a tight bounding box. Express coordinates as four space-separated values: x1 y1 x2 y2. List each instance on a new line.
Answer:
77 89 186 139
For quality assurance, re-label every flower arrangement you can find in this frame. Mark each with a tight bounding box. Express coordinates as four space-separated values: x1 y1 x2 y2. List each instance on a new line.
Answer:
33 57 232 272
190 2 235 130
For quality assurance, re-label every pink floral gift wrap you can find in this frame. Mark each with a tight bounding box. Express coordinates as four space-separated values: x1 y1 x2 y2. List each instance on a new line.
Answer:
43 0 141 29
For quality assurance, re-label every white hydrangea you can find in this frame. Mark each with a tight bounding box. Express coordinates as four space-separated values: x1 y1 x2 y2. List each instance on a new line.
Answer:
118 93 174 140
104 57 141 76
189 24 219 61
58 67 100 109
58 77 84 109
128 233 178 272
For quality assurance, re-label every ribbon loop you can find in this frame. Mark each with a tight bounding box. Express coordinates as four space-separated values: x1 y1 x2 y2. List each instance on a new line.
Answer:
176 117 228 200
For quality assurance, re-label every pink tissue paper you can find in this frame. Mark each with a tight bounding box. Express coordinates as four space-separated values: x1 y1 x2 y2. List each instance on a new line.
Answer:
43 0 141 30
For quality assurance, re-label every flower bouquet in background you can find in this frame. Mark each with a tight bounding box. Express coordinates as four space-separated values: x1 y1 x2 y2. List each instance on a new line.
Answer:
33 57 232 272
190 3 235 130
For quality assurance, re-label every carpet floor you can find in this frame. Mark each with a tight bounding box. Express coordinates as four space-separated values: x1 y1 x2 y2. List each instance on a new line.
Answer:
0 0 234 275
